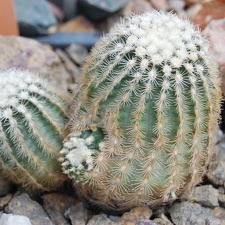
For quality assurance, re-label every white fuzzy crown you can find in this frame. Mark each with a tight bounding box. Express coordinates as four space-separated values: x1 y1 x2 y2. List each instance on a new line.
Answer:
92 11 214 80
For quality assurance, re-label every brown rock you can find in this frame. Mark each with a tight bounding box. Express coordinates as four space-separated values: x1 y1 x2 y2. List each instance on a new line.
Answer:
150 0 170 11
192 0 225 30
122 0 153 17
58 16 97 33
0 36 70 91
203 18 225 94
0 194 13 211
213 207 225 224
118 207 153 225
153 218 173 225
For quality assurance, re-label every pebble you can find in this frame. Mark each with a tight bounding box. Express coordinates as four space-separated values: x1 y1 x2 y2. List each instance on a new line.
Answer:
0 194 13 211
108 215 121 222
181 185 219 207
65 44 88 66
169 201 221 225
212 207 225 224
67 202 91 225
0 213 32 225
46 209 70 225
5 193 54 225
118 206 153 225
152 212 173 225
87 214 115 225
152 218 173 225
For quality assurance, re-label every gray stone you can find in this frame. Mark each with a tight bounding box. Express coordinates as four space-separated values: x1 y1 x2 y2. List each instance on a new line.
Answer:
5 193 53 225
68 202 91 225
0 194 13 211
181 185 219 207
87 214 115 225
108 215 121 222
0 174 13 197
45 209 70 225
0 213 32 225
14 0 56 30
169 201 221 225
65 44 88 66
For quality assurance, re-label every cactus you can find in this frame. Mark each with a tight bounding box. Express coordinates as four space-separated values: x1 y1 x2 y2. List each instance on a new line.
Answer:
60 11 222 212
0 69 69 191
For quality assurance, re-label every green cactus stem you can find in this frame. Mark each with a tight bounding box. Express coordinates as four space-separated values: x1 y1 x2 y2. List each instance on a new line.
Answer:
0 69 70 191
61 11 222 211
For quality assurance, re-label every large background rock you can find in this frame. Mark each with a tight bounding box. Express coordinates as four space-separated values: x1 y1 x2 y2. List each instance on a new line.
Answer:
0 36 71 91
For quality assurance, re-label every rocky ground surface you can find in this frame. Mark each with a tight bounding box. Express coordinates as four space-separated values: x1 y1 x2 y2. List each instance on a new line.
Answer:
0 130 225 225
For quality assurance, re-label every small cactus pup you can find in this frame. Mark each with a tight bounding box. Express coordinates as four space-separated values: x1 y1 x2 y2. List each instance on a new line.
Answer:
0 69 70 191
60 11 222 212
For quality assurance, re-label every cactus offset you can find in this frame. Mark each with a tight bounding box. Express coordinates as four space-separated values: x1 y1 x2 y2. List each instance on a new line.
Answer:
60 11 222 211
0 69 69 191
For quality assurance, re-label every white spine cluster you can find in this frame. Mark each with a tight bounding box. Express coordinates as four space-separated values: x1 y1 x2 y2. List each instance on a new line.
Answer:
60 133 96 179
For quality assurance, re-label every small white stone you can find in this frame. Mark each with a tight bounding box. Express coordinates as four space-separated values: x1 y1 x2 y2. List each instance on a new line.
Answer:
0 213 32 225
